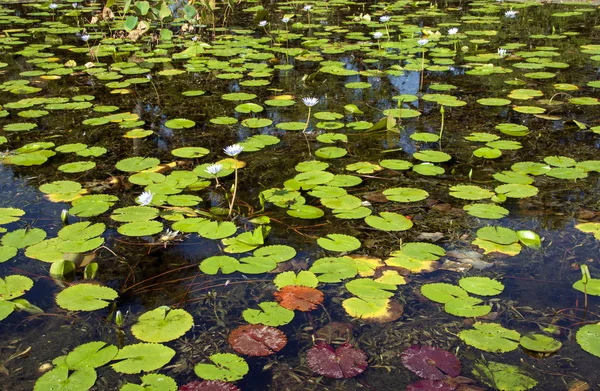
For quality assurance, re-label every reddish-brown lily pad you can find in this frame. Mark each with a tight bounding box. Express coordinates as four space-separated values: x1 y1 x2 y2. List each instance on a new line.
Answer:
401 345 461 380
406 379 456 391
306 342 368 379
179 380 240 391
274 285 324 311
228 324 287 357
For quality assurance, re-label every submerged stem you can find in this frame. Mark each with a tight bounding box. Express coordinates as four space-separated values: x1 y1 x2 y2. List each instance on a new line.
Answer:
439 105 445 150
228 160 239 218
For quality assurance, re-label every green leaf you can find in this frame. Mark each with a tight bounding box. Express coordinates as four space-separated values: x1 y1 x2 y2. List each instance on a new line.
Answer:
287 205 325 219
315 147 347 159
194 353 249 382
420 283 469 303
517 230 541 249
34 365 97 391
116 157 160 173
0 275 33 301
242 301 294 326
273 271 318 289
309 256 358 282
0 207 25 224
413 150 452 163
519 334 561 353
383 187 428 202
58 222 105 241
200 256 239 275
111 343 176 374
459 322 521 352
65 341 118 370
573 278 600 296
123 16 139 32
576 323 600 358
2 228 46 248
445 296 491 317
111 207 159 222
236 256 277 274
477 226 518 245
345 278 396 299
120 374 177 391
464 203 509 219
449 185 494 200
118 221 164 237
58 161 96 173
364 212 413 231
253 245 296 263
317 234 361 252
0 246 17 263
131 307 194 343
55 283 118 311
459 277 504 296
197 221 237 239
495 184 539 198
472 361 537 391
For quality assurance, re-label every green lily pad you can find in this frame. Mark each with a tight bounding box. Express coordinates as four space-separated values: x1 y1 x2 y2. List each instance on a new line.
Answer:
464 203 509 219
445 296 492 317
55 283 118 311
459 322 521 352
576 323 600 358
111 343 175 374
420 283 469 304
2 228 46 248
364 212 413 231
194 353 249 382
520 333 562 353
309 256 359 283
459 276 504 296
164 118 195 129
242 301 294 327
317 234 361 252
383 187 429 202
274 271 319 289
131 307 194 343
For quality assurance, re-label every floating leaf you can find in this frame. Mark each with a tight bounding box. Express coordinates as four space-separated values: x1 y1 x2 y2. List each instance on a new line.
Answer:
342 297 403 322
274 285 324 311
472 361 537 391
317 234 361 252
194 353 249 382
576 323 600 358
55 283 118 311
273 271 318 289
228 325 287 357
306 342 368 379
131 307 194 343
345 278 396 299
459 277 504 296
65 341 118 370
179 381 240 391
34 365 96 391
477 226 518 245
520 333 562 353
449 185 494 200
464 203 509 219
309 257 359 283
401 345 461 380
420 283 469 304
383 187 429 202
459 323 520 353
111 343 176 374
242 301 294 327
445 296 491 317
2 228 46 249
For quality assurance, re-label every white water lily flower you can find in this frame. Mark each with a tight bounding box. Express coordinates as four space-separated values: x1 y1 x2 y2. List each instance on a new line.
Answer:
303 5 312 11
282 17 290 23
205 163 223 175
146 74 152 80
224 144 244 157
417 39 429 46
498 48 507 57
302 97 319 107
49 3 58 9
380 15 391 23
505 10 517 18
72 2 78 8
373 32 383 40
159 229 180 242
137 191 153 206
259 20 268 27
81 33 90 42
448 28 458 35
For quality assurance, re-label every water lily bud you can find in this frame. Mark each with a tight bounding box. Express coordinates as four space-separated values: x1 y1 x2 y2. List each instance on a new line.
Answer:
39 363 53 373
61 209 68 224
115 310 123 327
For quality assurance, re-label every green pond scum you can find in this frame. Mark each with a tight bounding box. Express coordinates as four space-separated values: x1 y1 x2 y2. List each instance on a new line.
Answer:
1 0 600 389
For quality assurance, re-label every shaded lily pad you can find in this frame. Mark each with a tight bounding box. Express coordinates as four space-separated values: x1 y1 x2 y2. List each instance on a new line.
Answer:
306 342 368 379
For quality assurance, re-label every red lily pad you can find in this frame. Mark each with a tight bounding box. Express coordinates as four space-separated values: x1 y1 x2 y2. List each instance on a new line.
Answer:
274 285 324 311
228 324 287 357
306 342 368 379
406 379 456 391
401 345 461 380
179 380 240 391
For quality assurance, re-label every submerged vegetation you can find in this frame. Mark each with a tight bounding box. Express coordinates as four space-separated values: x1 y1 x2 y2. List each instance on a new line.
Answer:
1 0 600 389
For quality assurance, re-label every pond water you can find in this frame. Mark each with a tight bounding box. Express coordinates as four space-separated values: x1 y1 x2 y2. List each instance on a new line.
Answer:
1 0 600 390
